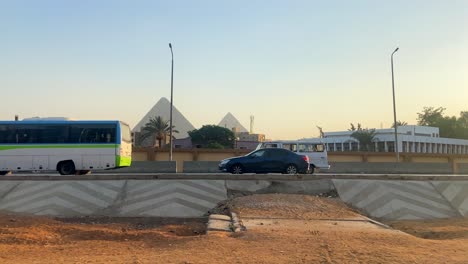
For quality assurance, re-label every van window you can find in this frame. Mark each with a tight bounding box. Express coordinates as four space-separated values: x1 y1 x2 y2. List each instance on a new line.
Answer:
315 144 325 152
298 143 315 152
298 143 325 152
283 143 297 152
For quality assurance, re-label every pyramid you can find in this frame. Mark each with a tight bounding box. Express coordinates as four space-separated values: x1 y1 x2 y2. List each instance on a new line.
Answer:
218 112 248 133
133 97 195 139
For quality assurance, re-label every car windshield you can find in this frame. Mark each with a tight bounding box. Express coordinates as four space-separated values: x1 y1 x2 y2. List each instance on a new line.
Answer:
245 149 259 156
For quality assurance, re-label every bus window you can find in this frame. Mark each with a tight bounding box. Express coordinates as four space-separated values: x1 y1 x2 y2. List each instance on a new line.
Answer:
120 123 132 143
264 143 278 148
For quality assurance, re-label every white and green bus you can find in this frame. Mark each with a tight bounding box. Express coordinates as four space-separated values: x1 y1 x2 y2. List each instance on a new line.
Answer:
0 119 132 175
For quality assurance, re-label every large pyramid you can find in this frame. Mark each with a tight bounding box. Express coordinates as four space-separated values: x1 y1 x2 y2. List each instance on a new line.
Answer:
218 112 248 133
133 97 195 138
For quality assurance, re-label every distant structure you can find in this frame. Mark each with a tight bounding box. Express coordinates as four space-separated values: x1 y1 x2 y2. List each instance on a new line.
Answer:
134 99 266 149
133 97 195 139
250 115 254 134
306 125 468 154
218 112 248 133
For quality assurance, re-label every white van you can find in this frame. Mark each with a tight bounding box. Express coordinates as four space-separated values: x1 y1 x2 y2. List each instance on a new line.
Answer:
256 140 330 173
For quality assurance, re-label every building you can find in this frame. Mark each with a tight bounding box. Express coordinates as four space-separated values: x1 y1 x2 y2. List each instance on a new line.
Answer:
310 125 468 154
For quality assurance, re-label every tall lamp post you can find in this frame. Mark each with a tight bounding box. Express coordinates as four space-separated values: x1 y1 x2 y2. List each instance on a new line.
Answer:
391 47 399 162
169 43 174 161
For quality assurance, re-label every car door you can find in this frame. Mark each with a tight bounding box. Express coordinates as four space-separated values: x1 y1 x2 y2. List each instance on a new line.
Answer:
262 149 288 173
243 150 267 173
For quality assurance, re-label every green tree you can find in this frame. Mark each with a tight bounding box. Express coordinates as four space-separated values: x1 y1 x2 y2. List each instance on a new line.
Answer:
417 107 445 127
417 107 468 139
138 116 178 147
456 112 468 139
350 124 377 151
188 125 235 149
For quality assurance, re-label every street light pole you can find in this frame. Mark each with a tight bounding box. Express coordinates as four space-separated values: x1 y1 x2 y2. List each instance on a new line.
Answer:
391 47 399 162
169 43 174 162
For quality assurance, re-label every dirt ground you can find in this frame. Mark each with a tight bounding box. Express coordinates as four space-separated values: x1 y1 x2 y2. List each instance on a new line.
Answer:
0 194 467 263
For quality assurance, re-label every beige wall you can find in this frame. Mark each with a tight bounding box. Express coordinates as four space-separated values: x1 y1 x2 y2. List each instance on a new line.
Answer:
132 148 468 168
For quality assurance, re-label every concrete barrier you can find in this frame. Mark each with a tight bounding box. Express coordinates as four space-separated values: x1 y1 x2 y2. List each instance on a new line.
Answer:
183 161 220 173
328 162 452 174
459 163 468 174
116 161 458 174
332 179 468 220
0 180 226 217
111 161 176 173
0 175 467 221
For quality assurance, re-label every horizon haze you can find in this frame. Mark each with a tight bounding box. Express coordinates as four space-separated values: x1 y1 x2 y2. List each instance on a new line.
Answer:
1 1 467 140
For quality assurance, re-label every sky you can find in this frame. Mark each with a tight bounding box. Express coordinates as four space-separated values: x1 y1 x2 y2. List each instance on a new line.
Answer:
0 0 467 140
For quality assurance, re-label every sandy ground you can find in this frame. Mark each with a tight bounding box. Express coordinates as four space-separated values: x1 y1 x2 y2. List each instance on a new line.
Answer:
0 194 467 263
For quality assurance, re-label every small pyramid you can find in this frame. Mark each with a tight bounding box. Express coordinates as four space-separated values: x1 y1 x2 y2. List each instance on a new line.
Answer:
218 112 248 133
133 98 195 138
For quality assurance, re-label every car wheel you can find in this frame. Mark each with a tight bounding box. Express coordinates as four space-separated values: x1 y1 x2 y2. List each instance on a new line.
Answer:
285 164 298 174
57 161 76 175
230 164 243 174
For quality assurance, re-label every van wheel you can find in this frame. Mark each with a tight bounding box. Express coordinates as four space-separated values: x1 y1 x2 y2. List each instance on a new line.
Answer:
309 166 315 174
57 161 76 175
285 164 298 174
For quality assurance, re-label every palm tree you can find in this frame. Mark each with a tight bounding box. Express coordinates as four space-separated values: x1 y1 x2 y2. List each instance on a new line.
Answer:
138 116 178 148
351 127 377 151
392 120 408 128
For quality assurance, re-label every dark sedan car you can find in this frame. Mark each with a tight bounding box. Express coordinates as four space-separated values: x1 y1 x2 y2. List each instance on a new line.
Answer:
218 148 309 174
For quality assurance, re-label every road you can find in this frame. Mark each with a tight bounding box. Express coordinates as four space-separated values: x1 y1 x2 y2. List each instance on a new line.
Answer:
1 172 468 181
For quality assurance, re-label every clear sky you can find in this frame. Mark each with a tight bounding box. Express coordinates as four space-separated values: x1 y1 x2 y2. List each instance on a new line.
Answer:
1 0 467 140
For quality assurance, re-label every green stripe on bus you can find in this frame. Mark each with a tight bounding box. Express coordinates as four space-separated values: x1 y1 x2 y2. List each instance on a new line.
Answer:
116 155 132 167
0 144 119 151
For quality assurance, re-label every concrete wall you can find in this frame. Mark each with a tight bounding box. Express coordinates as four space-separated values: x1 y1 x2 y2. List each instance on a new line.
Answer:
132 148 468 174
327 162 452 174
0 180 226 217
333 180 468 220
110 161 176 173
459 163 468 174
117 160 465 174
0 177 467 221
183 161 220 173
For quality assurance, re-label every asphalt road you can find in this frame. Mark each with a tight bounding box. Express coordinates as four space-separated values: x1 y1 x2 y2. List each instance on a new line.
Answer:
1 172 468 181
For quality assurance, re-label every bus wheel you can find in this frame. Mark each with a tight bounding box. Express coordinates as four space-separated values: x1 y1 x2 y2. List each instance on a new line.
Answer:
0 171 11 176
57 161 76 175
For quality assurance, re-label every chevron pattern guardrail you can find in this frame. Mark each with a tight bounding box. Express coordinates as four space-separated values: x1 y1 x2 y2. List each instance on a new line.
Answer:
0 180 227 217
0 177 467 220
332 180 467 220
433 181 468 217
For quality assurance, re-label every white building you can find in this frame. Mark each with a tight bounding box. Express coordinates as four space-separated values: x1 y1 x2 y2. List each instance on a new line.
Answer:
311 126 468 154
